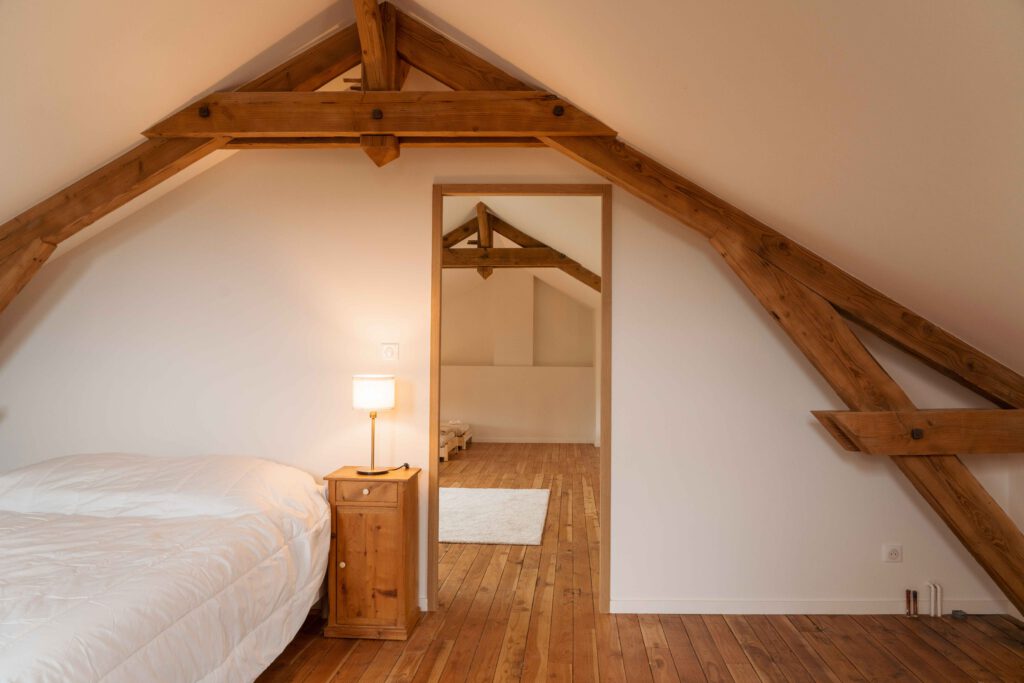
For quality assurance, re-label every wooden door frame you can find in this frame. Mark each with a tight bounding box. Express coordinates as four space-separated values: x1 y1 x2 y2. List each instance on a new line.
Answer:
429 183 612 612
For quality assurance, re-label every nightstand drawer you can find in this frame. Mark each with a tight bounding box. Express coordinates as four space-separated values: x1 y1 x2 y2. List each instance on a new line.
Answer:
337 480 398 505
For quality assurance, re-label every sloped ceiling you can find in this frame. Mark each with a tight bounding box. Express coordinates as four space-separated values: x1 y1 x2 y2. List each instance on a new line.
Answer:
2 1 1022 369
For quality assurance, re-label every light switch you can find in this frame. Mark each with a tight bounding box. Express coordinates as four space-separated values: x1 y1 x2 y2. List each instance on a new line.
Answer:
380 343 399 361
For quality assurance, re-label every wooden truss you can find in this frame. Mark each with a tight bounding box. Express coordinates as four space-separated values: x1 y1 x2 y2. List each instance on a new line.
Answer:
1 1 1023 611
441 202 601 291
813 409 1024 456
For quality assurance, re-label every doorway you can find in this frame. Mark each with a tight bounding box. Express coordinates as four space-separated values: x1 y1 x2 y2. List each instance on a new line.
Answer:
428 184 612 612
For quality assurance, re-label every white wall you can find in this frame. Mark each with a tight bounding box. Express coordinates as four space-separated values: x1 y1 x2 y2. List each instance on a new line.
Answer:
440 366 595 443
610 195 1016 615
0 147 1018 614
533 279 595 367
440 267 597 442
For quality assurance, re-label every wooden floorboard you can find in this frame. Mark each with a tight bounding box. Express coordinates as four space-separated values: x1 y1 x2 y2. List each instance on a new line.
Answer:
260 442 1024 682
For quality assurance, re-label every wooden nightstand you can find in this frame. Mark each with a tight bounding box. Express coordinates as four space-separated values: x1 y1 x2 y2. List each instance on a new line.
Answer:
323 466 420 640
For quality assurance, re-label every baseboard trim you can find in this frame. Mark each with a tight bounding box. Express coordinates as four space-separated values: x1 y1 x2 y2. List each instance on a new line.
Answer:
608 598 1015 615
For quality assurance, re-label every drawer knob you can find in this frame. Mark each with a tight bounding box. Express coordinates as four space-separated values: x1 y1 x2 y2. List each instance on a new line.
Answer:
362 488 370 495
339 561 346 569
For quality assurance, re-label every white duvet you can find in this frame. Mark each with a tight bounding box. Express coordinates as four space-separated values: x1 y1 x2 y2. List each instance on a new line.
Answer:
0 454 330 683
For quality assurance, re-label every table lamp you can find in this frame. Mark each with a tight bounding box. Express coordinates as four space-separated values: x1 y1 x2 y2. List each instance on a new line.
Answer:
352 374 395 475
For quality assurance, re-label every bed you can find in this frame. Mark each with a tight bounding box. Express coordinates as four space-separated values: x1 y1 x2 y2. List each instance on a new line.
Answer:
439 421 473 461
439 430 458 462
0 453 330 683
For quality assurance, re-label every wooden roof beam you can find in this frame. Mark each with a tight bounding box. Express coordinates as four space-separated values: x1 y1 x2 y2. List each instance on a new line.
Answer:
548 135 1024 409
442 245 600 292
475 202 492 279
441 216 479 248
355 0 396 90
442 203 601 291
0 239 56 313
443 247 573 268
225 136 544 149
144 91 615 139
0 21 362 273
813 409 1024 456
713 234 1024 615
354 0 401 166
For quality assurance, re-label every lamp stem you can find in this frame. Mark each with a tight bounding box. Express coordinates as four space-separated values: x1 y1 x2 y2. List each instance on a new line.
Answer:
369 410 377 471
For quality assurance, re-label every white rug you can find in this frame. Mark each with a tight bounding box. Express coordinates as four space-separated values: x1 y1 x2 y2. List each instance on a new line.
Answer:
439 487 550 545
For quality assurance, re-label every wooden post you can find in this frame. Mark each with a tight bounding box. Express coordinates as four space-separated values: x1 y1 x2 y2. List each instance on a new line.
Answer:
475 201 492 279
355 0 401 166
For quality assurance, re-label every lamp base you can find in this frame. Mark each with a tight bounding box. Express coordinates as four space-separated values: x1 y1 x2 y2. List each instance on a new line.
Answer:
356 467 392 476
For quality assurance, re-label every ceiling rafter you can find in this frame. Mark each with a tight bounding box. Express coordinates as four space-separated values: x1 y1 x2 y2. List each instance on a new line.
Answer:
0 22 362 267
0 0 1020 613
0 238 55 314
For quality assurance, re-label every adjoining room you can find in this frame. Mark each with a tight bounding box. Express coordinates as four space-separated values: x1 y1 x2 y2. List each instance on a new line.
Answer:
433 188 609 616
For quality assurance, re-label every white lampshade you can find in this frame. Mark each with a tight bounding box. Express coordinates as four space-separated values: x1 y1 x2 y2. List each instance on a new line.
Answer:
352 374 395 411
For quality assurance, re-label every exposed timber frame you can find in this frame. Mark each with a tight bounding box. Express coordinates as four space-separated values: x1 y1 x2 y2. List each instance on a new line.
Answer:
441 202 601 291
814 409 1024 456
354 0 403 165
1 1 1022 613
144 91 615 139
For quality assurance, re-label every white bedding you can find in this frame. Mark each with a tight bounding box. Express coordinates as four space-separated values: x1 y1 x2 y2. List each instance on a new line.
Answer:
0 454 330 683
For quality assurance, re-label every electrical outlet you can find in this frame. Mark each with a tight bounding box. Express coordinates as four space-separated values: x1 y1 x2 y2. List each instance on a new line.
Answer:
380 343 399 361
883 544 903 563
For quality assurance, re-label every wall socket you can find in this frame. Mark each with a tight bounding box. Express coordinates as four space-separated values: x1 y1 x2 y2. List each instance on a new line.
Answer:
380 343 399 361
883 544 903 563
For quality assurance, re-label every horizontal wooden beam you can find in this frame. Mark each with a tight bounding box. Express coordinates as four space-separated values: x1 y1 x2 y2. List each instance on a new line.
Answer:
444 248 601 291
814 409 1024 456
443 247 568 268
144 91 616 139
225 136 544 149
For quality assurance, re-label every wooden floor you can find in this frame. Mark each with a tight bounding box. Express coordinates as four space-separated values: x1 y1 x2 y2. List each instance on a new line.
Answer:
260 443 1024 682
